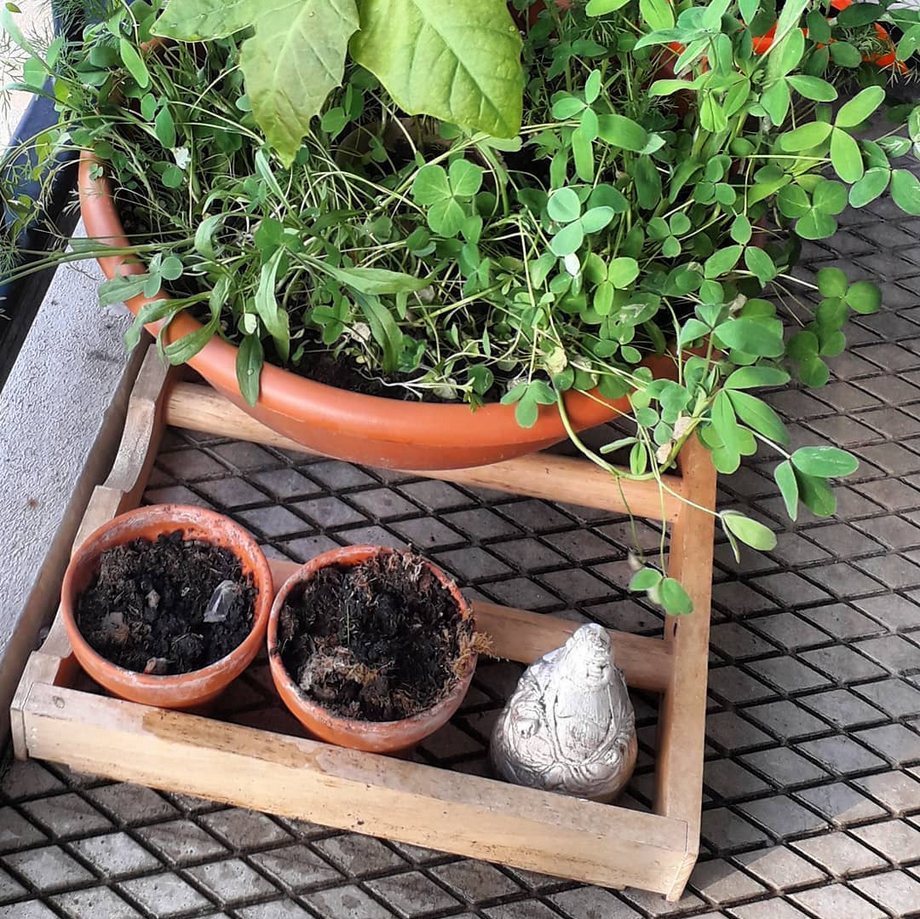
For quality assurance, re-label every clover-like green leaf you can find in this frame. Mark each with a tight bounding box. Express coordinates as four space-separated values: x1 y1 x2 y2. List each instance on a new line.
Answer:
547 187 581 224
835 85 885 129
550 221 585 257
448 159 483 198
722 512 777 552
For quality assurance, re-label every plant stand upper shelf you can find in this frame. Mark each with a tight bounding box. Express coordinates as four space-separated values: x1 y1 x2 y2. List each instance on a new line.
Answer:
10 346 717 902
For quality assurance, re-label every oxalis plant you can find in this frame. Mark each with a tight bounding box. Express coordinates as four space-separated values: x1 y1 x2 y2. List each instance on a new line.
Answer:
3 0 920 616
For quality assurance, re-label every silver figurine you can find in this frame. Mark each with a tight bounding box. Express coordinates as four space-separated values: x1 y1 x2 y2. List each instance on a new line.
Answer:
490 623 637 802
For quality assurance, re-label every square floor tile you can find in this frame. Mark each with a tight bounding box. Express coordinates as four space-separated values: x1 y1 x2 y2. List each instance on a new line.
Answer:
795 783 886 825
250 845 342 890
118 872 212 916
792 832 886 876
366 872 460 917
3 846 93 891
790 884 884 919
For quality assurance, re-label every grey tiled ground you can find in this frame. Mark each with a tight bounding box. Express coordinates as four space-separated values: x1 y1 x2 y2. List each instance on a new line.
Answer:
4 195 920 917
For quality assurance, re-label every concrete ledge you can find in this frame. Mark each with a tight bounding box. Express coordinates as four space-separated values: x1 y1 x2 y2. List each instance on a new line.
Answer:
0 227 144 740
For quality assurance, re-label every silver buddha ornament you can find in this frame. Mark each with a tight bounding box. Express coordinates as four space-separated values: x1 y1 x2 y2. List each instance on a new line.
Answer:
490 623 637 802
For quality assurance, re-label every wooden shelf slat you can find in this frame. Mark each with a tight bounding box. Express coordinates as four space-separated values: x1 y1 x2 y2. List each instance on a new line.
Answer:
165 383 684 522
22 682 689 894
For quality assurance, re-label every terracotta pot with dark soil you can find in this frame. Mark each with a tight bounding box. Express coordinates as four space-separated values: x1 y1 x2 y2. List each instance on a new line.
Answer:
62 505 273 709
268 545 482 753
78 155 680 472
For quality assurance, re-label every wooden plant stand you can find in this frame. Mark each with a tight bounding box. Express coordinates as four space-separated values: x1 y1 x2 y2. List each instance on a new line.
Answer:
10 347 717 901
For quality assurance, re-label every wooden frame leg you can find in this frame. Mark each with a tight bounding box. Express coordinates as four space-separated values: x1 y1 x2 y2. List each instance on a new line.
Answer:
653 433 717 900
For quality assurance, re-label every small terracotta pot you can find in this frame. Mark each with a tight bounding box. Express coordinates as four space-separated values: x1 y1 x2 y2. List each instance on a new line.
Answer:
268 545 476 754
61 505 273 709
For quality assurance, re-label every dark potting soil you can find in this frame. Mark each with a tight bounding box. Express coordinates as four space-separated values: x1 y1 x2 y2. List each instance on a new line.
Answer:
76 532 256 675
277 552 475 722
284 348 505 404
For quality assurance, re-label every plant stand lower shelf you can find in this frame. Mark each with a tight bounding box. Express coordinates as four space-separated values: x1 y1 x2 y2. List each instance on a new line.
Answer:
10 347 717 901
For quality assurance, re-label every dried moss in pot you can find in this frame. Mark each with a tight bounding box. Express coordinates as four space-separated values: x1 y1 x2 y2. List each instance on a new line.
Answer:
76 531 256 675
277 551 481 722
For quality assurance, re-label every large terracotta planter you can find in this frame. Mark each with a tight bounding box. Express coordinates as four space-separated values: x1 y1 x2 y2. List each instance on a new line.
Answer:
267 545 476 754
61 504 273 709
79 154 682 470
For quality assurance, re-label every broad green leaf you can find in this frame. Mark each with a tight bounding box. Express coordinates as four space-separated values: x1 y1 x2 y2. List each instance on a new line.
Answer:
633 157 662 208
581 206 615 234
830 41 862 67
237 332 264 407
608 256 640 288
774 460 799 521
154 105 176 149
711 390 743 455
786 75 837 102
597 114 648 153
160 256 183 281
153 0 269 39
629 567 662 591
780 121 832 152
321 263 430 294
835 86 885 129
799 354 830 387
412 164 451 204
812 179 847 214
550 221 585 257
816 267 847 298
119 38 150 88
715 317 784 356
427 197 466 236
898 24 920 60
830 128 864 184
850 167 889 208
552 94 586 119
548 187 581 224
722 512 777 551
773 25 805 76
124 300 179 351
704 245 742 279
679 318 710 347
761 79 790 126
572 126 595 182
515 393 539 428
586 0 631 15
744 247 776 285
358 293 403 373
99 274 153 307
777 184 811 219
725 367 790 389
254 250 290 361
771 0 808 49
796 210 837 240
805 9 831 44
891 169 920 216
449 159 483 197
640 0 674 30
727 390 789 445
659 577 693 615
241 0 359 166
795 469 837 516
837 2 884 27
350 0 523 138
846 281 881 314
164 313 219 365
731 214 752 244
791 446 859 478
